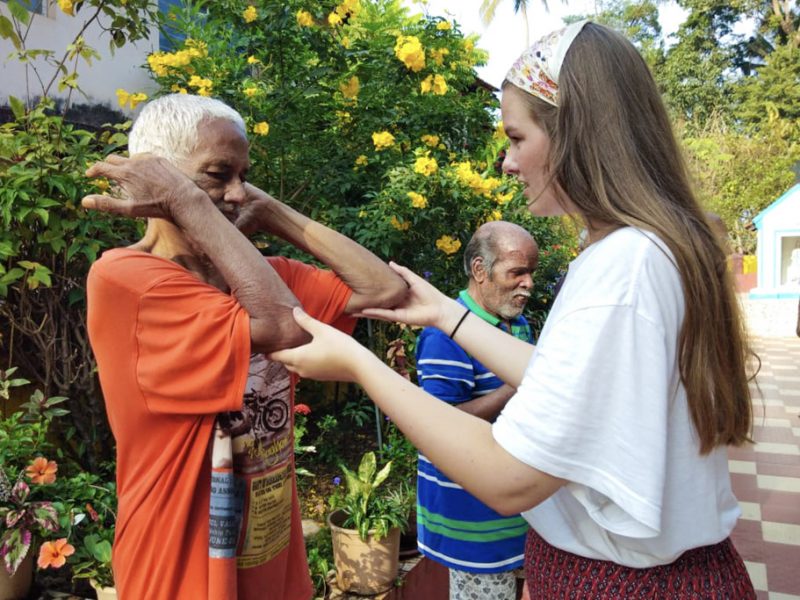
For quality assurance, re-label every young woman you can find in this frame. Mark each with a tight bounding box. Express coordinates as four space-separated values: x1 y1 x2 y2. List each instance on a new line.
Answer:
271 21 757 598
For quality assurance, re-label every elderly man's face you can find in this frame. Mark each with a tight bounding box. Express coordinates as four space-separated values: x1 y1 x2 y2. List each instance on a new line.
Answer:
479 237 538 321
179 117 251 223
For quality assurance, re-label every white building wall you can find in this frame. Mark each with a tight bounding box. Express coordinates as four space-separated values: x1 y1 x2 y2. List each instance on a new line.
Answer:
0 1 158 113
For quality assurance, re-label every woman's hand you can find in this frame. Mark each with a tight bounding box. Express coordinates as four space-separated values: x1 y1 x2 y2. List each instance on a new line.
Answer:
268 307 375 382
358 262 462 332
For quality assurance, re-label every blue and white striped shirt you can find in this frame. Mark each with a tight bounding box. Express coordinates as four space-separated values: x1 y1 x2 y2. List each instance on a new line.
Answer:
415 290 532 573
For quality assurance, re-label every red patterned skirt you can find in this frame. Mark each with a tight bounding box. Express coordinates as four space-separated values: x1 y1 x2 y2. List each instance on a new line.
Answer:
524 528 755 599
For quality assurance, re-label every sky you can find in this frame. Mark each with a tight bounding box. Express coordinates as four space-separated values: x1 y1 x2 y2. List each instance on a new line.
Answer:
402 0 689 88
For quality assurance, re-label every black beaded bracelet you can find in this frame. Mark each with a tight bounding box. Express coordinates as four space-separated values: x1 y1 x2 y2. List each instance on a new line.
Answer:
449 308 470 339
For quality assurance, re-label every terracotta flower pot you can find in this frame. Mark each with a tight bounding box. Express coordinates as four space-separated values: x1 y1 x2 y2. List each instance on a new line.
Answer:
0 551 33 600
328 509 401 595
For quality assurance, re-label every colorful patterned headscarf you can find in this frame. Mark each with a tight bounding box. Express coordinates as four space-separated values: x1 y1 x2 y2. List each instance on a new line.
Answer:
504 20 589 107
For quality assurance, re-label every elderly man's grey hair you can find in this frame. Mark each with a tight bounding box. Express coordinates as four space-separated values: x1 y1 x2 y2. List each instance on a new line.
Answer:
462 221 535 278
128 94 247 164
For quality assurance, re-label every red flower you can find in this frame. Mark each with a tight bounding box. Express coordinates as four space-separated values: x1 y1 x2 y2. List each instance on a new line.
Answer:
86 503 99 522
294 403 311 415
37 538 75 569
26 457 57 485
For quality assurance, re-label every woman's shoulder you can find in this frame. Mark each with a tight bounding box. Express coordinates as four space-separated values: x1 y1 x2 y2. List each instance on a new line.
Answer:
562 227 682 313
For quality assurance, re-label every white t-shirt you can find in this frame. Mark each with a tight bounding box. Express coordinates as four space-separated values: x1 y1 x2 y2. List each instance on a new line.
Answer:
493 227 740 568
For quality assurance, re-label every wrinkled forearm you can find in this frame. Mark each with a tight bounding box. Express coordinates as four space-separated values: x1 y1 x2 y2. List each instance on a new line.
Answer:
171 191 310 350
254 192 407 312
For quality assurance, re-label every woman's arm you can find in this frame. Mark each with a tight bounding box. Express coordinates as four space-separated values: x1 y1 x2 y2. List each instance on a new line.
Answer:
270 307 564 514
363 263 534 388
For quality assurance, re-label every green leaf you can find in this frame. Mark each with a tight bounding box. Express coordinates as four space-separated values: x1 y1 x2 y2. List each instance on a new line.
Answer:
372 460 392 489
7 0 29 26
8 96 25 120
357 451 376 483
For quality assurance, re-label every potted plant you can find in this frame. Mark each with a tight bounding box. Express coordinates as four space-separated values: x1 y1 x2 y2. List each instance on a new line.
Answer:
71 531 115 600
0 368 71 599
327 451 409 595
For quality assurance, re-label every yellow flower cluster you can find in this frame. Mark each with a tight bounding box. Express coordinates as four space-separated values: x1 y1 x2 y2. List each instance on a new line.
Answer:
429 47 450 66
414 155 438 177
436 21 452 31
243 85 260 98
329 0 361 24
243 6 258 23
421 134 440 147
493 120 506 140
188 75 213 96
408 192 428 209
436 235 461 255
253 121 270 136
420 74 447 95
339 75 360 100
391 216 410 231
116 89 148 110
485 209 503 222
354 155 368 166
171 84 188 94
453 161 501 197
147 41 207 77
372 131 395 150
394 35 425 72
296 9 314 27
57 0 74 16
494 192 513 205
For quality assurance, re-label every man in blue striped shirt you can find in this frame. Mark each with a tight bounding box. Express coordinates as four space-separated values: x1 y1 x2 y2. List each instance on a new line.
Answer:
415 221 539 600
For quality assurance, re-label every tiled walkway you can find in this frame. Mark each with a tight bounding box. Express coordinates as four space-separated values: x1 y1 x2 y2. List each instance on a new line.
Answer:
729 336 800 599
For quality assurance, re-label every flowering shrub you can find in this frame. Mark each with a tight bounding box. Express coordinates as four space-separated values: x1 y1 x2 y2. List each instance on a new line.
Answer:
0 367 117 586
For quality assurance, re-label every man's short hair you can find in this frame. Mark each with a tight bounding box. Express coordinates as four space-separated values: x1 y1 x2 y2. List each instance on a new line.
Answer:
463 229 499 278
128 94 247 164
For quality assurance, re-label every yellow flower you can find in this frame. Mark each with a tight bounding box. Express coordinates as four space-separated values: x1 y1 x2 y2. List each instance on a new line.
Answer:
436 235 461 255
253 121 270 136
372 131 395 150
486 209 503 222
94 178 110 192
243 85 260 98
188 75 213 97
296 9 314 27
247 55 261 64
341 36 352 49
421 134 440 147
429 47 450 66
170 84 188 94
414 155 438 177
436 21 452 30
391 216 410 231
243 5 258 23
394 35 425 72
420 74 447 95
355 155 368 166
494 192 513 205
494 120 506 140
336 110 352 122
116 89 148 110
57 0 74 16
358 210 367 218
408 192 428 209
328 11 342 26
339 76 360 100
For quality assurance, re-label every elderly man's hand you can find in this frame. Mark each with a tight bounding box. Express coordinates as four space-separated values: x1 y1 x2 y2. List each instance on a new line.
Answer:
233 183 274 236
82 154 205 219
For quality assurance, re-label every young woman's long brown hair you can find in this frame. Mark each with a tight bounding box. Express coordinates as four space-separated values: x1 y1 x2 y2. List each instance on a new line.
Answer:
506 22 755 454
